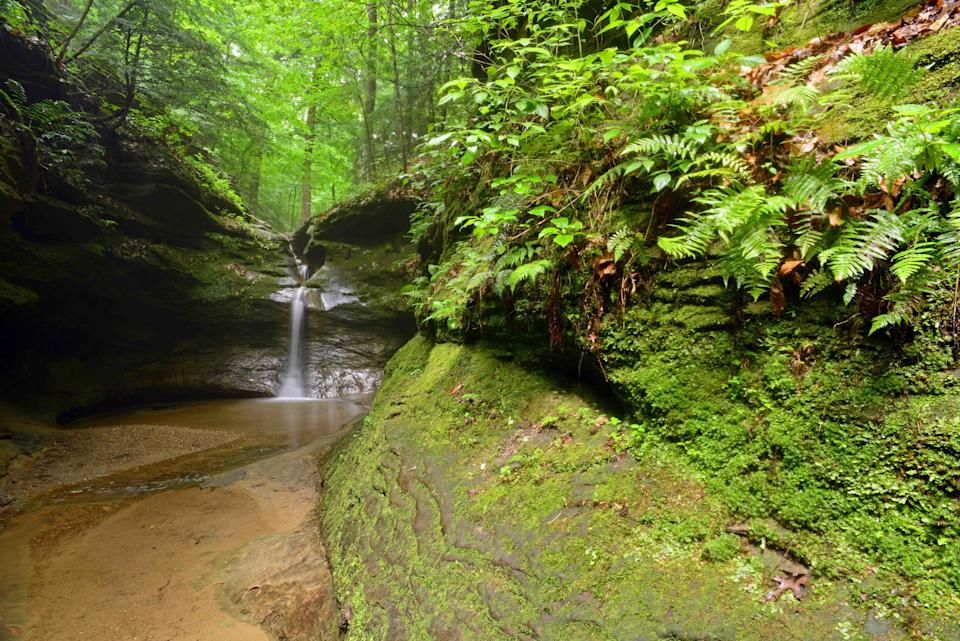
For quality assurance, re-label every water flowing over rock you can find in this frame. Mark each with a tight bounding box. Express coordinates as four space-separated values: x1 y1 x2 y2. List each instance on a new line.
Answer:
277 266 310 398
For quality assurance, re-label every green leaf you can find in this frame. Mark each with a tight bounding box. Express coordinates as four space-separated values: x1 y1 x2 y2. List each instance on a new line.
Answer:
941 142 960 162
832 138 884 161
892 104 932 117
843 282 858 305
603 128 623 144
652 172 672 192
734 15 754 31
439 91 464 106
666 4 687 19
426 132 453 146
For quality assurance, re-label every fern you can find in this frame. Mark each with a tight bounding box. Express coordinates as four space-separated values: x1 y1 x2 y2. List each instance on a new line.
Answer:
507 259 552 290
677 150 750 186
819 211 903 281
800 268 833 298
659 186 790 259
607 227 633 261
843 282 858 305
890 241 937 283
782 159 845 212
834 45 922 101
868 279 934 334
793 212 825 260
859 133 926 187
772 55 823 86
0 79 27 118
621 134 697 160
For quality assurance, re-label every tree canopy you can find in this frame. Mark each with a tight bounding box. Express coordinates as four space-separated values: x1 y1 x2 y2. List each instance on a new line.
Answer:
5 0 464 230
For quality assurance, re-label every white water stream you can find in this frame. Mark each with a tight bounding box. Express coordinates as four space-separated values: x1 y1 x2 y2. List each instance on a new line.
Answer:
277 264 309 398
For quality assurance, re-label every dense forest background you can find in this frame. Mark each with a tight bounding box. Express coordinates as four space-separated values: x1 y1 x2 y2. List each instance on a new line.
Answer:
2 0 464 230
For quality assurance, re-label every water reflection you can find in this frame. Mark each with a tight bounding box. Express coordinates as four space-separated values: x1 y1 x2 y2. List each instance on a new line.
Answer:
53 398 368 502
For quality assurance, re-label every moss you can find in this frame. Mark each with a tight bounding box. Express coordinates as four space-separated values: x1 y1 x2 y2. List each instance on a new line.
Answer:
701 534 742 562
703 0 922 55
820 26 960 143
321 334 937 640
597 268 960 628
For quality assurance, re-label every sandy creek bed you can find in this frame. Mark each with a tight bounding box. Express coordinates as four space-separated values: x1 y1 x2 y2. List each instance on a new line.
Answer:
0 398 367 641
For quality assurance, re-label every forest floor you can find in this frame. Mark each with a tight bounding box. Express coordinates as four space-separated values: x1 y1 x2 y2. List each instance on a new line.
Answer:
0 399 362 641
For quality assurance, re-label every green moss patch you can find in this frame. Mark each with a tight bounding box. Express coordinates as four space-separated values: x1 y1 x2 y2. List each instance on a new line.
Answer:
599 265 960 633
321 335 928 641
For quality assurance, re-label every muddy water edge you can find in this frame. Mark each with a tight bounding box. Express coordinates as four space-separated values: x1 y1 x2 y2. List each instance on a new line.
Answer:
0 398 369 641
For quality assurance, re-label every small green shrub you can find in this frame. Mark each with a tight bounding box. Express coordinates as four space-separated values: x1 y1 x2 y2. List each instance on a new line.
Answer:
701 534 742 562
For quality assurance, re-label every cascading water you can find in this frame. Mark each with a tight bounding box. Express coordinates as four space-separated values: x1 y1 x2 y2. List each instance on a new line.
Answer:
277 264 310 398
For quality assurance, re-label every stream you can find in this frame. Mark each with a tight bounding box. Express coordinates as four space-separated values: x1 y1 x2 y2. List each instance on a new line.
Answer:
0 397 366 641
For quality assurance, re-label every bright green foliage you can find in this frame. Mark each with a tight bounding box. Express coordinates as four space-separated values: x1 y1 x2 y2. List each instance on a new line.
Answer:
412 0 755 331
410 0 960 338
15 0 462 230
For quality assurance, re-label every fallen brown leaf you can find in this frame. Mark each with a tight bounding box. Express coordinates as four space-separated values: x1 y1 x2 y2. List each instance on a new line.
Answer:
779 260 804 276
765 572 809 602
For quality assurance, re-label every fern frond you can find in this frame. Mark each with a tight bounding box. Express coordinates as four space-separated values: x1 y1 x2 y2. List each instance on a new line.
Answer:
768 84 820 110
660 186 790 291
782 159 845 212
607 227 634 261
677 150 750 186
859 134 926 187
772 55 823 86
868 278 934 334
800 268 833 298
819 211 904 281
843 282 858 305
793 212 825 259
621 134 696 160
890 241 937 283
834 44 922 101
507 259 552 290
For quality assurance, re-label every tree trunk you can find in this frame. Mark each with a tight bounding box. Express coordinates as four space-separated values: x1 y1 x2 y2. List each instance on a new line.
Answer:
300 57 323 224
248 147 262 211
359 87 376 180
300 101 317 224
65 0 140 64
385 0 408 172
362 0 378 180
56 0 95 66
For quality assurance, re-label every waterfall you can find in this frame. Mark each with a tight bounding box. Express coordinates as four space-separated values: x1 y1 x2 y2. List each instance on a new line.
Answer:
277 264 309 398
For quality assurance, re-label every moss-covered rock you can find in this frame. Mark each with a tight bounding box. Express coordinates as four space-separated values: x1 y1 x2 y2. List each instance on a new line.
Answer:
595 264 960 635
820 25 960 143
321 335 950 641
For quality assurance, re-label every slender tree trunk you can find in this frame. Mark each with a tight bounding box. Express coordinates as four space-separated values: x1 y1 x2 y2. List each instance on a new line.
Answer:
248 147 262 211
300 102 317 224
95 6 146 127
56 0 95 66
359 87 376 180
362 0 378 180
114 8 147 125
65 0 140 64
404 0 416 149
385 0 408 172
300 58 323 224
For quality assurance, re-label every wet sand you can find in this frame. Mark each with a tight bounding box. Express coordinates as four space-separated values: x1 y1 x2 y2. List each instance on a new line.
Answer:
0 398 364 641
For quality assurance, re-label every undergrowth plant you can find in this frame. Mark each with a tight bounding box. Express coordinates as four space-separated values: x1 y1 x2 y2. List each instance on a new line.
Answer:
410 0 960 340
0 79 105 190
